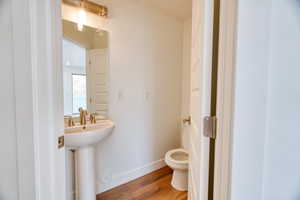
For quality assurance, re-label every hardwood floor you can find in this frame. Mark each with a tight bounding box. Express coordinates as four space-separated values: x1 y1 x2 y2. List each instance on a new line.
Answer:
96 167 188 200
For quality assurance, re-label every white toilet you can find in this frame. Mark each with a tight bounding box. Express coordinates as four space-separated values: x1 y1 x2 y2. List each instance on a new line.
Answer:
165 148 189 191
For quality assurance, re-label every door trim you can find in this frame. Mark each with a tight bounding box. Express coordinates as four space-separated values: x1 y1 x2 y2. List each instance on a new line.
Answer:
10 0 37 199
208 0 221 199
9 0 65 199
214 0 238 199
27 0 66 200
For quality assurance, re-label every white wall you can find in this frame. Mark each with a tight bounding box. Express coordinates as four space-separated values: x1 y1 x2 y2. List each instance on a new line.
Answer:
63 39 86 68
232 1 300 200
262 0 300 199
181 18 192 150
231 0 272 199
0 0 36 199
0 1 19 199
95 0 183 193
63 0 184 193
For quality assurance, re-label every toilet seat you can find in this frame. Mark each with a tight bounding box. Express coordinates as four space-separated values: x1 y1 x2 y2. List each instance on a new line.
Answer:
165 149 188 170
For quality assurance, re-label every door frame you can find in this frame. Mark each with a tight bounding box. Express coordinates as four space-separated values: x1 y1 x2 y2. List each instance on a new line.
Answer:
12 0 67 200
31 0 67 199
9 0 37 199
213 0 238 199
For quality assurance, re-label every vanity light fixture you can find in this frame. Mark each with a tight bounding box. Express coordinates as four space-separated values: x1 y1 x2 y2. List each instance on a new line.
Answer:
63 0 108 31
63 0 108 18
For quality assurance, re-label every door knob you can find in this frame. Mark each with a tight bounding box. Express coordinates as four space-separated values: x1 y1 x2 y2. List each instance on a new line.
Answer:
183 116 191 125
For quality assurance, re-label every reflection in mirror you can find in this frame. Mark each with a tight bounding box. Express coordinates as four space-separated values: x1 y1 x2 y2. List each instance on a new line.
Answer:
63 20 109 119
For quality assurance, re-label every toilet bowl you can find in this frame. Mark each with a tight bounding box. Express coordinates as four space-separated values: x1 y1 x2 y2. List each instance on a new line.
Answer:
165 149 189 191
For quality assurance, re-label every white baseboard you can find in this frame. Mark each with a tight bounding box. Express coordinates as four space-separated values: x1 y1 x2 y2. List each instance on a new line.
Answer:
96 159 166 194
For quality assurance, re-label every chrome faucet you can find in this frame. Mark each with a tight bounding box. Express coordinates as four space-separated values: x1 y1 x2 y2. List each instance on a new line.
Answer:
79 108 88 125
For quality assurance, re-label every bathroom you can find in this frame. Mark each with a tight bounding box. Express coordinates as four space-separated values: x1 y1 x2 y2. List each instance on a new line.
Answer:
3 0 300 199
2 0 220 198
62 0 192 199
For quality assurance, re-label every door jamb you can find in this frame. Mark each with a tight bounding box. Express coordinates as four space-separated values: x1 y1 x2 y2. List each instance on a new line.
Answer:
9 0 65 199
214 0 238 199
208 0 221 199
28 0 66 199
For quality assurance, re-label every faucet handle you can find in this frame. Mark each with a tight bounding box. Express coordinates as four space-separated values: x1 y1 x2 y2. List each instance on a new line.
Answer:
79 107 88 125
67 116 75 127
79 107 88 115
90 113 97 124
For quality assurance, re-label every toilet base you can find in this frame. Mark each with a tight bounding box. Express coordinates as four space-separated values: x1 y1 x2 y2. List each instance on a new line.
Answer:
171 169 188 191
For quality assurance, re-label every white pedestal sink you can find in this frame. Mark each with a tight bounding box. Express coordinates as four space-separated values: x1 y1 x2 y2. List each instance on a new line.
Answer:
64 120 114 200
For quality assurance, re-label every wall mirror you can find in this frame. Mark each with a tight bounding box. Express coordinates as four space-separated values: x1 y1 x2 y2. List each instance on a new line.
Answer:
63 19 109 119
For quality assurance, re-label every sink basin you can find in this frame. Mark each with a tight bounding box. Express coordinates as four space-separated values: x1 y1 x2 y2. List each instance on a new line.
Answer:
64 120 114 148
64 120 114 200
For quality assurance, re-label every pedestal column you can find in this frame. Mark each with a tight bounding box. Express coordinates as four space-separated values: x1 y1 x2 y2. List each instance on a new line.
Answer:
77 146 96 200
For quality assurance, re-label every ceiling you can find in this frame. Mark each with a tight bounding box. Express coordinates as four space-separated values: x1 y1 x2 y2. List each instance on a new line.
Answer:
138 0 192 21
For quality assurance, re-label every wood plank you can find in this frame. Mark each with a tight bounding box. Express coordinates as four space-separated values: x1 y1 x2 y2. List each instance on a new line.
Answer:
96 167 187 200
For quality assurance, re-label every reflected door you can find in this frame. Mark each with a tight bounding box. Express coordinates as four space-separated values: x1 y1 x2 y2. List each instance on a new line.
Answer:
87 49 109 116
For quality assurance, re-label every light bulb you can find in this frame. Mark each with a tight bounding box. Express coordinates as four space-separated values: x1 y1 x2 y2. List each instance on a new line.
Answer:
77 9 86 31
